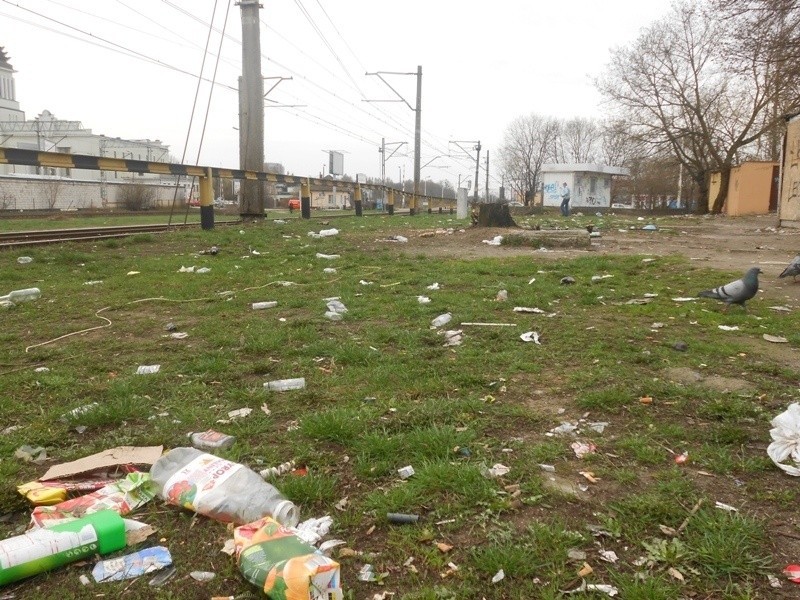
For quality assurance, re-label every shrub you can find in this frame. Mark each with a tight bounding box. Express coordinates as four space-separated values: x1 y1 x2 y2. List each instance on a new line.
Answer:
119 183 156 210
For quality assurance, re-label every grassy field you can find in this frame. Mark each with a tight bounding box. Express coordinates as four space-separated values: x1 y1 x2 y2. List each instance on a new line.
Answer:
0 213 797 599
0 207 394 232
0 210 240 232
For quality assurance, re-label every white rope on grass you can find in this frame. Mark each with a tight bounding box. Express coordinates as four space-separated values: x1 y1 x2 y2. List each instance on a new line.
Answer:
25 307 112 353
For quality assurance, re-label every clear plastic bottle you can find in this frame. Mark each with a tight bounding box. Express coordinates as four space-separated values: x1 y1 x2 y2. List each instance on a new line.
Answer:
264 377 306 392
4 288 41 303
149 448 298 526
431 312 452 327
252 301 277 310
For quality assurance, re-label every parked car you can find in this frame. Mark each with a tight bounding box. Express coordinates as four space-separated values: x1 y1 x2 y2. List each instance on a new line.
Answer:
508 201 524 207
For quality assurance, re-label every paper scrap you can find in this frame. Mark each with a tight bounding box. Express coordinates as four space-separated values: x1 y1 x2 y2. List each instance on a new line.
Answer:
41 446 163 481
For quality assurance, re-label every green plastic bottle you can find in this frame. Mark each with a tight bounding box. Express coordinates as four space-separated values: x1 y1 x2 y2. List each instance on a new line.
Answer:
0 509 126 586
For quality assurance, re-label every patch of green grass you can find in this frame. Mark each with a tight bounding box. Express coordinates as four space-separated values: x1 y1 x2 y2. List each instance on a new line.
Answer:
615 434 669 465
363 460 499 516
278 473 339 509
469 520 585 583
611 574 684 600
609 474 699 537
685 510 771 579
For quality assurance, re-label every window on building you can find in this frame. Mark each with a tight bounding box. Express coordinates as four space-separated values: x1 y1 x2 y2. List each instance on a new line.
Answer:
590 177 597 194
57 147 72 177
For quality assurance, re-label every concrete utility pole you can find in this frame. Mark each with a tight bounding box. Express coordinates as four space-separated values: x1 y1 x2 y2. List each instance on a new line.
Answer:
365 66 422 214
379 138 407 209
449 140 481 204
485 150 490 203
413 65 422 216
238 0 265 217
473 142 481 203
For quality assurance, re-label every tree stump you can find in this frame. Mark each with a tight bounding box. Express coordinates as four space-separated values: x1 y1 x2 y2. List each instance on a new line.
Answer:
474 203 517 227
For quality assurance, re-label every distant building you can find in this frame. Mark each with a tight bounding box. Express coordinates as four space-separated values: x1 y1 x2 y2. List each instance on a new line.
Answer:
0 46 177 210
0 47 24 123
780 113 800 227
310 185 351 209
541 164 630 209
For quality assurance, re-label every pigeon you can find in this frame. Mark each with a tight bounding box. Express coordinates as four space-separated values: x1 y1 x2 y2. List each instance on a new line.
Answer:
697 267 761 311
779 255 800 282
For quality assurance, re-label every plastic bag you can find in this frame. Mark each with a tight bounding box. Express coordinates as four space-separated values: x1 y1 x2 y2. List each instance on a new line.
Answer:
235 517 342 600
768 403 800 476
30 472 157 528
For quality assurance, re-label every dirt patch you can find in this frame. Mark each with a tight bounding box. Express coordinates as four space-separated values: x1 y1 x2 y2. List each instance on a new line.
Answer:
664 367 756 393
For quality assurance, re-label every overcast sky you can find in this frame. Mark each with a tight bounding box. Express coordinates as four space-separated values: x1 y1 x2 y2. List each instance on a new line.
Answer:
1 0 671 192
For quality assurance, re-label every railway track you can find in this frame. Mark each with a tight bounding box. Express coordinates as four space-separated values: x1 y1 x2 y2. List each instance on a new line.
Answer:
0 221 241 249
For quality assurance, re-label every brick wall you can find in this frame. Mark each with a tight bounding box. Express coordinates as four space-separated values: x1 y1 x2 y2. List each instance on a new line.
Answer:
0 175 188 211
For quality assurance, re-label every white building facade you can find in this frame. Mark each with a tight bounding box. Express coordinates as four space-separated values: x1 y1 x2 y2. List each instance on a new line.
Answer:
0 46 178 210
541 164 630 209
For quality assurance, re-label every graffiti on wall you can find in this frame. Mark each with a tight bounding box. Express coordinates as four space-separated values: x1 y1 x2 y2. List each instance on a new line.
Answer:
785 126 800 211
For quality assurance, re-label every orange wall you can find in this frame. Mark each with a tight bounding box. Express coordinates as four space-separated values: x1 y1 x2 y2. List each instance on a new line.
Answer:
709 162 777 215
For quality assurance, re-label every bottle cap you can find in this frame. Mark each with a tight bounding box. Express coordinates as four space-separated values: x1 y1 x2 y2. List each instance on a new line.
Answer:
272 500 299 528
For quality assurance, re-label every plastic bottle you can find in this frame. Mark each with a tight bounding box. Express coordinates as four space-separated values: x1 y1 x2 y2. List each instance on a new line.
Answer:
264 378 306 392
149 448 299 527
252 301 277 310
0 510 126 586
189 429 236 451
1 288 41 304
431 312 452 328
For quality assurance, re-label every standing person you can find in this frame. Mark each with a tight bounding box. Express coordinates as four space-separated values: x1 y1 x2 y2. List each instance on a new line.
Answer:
560 182 571 217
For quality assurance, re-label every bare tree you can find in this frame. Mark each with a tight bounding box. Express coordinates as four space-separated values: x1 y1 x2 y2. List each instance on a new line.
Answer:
498 114 558 205
712 0 800 159
560 118 600 163
42 177 62 210
597 0 800 213
599 119 643 167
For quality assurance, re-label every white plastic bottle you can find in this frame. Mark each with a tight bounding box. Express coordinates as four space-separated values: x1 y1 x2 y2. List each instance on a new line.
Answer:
149 448 298 526
264 378 306 392
252 301 277 310
3 288 41 303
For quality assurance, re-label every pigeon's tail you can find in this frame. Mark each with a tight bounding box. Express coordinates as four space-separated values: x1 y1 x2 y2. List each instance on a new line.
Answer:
779 266 796 279
697 289 722 300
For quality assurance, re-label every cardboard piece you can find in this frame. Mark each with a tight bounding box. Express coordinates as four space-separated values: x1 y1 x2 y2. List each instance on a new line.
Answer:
40 446 163 481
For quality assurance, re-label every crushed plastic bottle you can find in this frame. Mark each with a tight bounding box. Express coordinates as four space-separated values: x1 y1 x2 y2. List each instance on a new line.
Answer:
431 312 452 328
264 378 306 392
150 448 299 526
16 257 33 264
326 299 348 314
189 430 236 451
